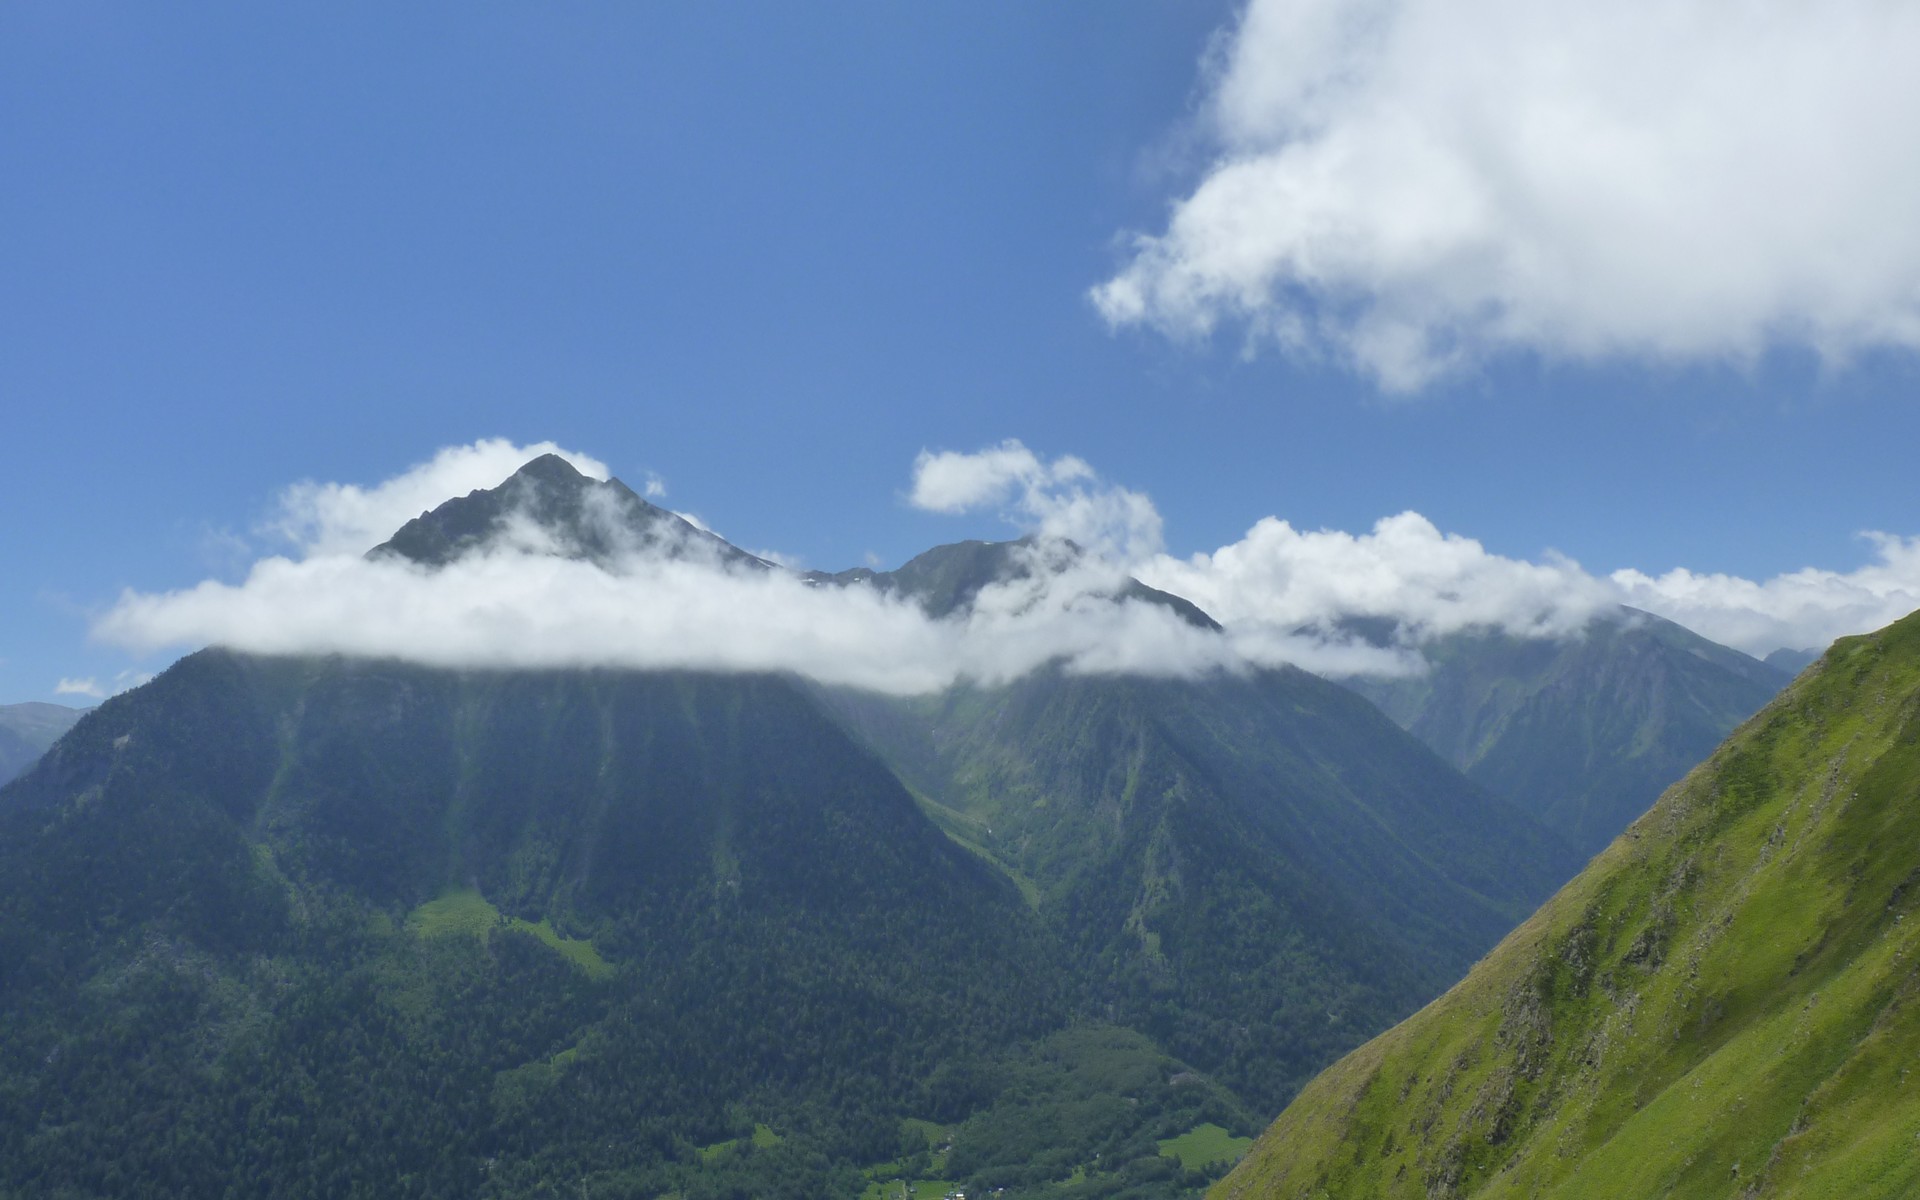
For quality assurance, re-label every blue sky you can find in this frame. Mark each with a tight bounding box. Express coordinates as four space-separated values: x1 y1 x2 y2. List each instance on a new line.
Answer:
5 1 1918 704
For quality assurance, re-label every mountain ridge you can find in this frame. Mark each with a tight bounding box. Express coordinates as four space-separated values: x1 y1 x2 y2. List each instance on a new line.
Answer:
1346 607 1789 855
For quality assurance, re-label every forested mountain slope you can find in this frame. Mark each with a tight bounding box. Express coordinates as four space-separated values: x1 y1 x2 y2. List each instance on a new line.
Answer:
0 652 1072 1198
1218 607 1920 1200
823 664 1577 1113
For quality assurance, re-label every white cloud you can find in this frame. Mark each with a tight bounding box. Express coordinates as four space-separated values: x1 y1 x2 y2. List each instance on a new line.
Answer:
93 547 1244 696
910 441 1093 513
1140 515 1920 661
89 441 1920 696
91 441 1240 695
910 440 1164 562
269 438 610 558
53 669 153 700
643 472 668 499
1139 512 1614 642
1610 533 1920 657
1096 0 1920 389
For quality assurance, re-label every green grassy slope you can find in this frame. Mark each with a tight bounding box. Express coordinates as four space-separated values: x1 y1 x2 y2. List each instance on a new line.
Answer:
1217 607 1920 1200
1350 609 1788 855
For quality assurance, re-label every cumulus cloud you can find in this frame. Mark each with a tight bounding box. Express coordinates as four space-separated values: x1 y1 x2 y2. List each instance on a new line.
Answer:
90 440 1920 695
906 444 1919 661
1096 0 1920 389
1142 517 1920 659
1139 512 1614 641
269 439 609 558
910 440 1164 562
909 441 1094 512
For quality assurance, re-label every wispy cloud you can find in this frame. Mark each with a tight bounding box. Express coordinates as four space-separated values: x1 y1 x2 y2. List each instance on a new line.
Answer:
1095 0 1920 389
90 440 1920 695
54 669 153 700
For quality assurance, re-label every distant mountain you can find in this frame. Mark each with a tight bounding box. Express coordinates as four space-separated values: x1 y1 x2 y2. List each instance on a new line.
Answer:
1764 644 1823 675
1345 609 1788 856
0 700 85 785
1217 613 1920 1200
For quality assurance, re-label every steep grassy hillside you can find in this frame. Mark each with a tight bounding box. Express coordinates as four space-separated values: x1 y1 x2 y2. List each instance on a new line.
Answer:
1218 608 1920 1200
1349 610 1787 855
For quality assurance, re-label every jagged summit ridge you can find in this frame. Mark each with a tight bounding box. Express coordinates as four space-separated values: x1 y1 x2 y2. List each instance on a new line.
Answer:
373 456 1225 633
368 453 771 571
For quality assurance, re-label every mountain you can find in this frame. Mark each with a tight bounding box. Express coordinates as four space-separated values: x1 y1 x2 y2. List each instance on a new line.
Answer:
0 456 1585 1199
0 652 1074 1198
1345 609 1789 856
0 700 85 785
1216 607 1920 1200
1765 645 1823 676
0 460 1083 1196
